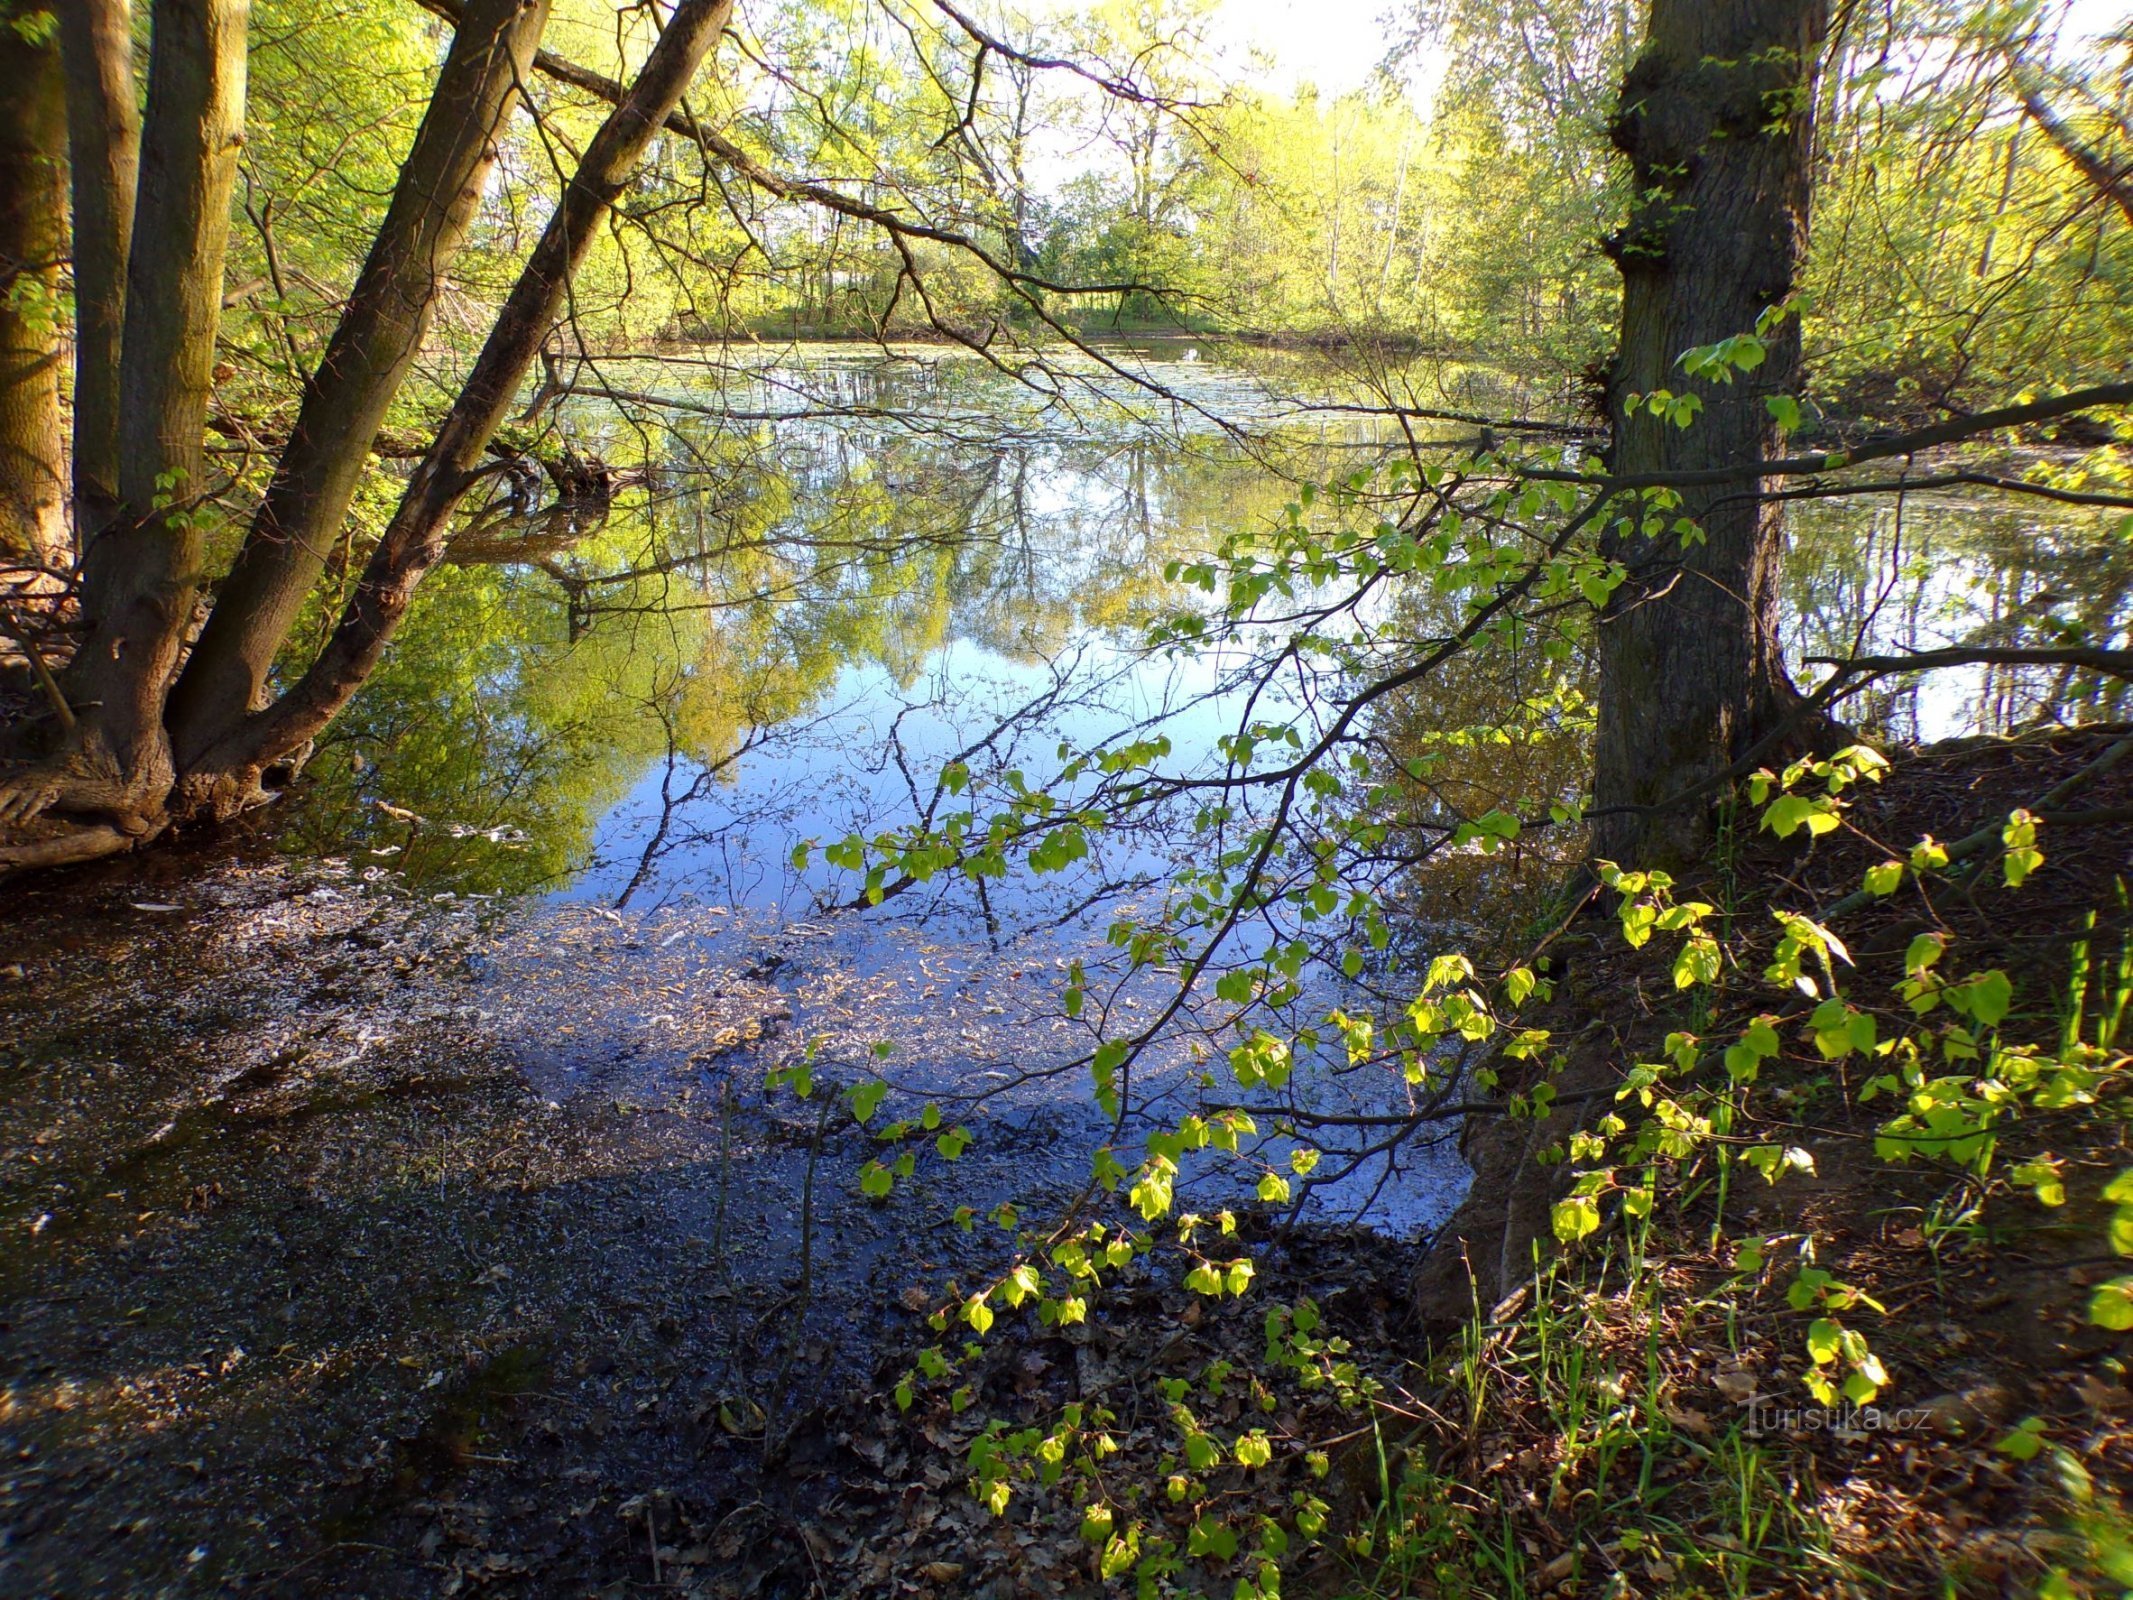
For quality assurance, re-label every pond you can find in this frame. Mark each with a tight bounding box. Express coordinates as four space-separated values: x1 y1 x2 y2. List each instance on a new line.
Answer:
265 338 2128 1233
2 339 2125 1598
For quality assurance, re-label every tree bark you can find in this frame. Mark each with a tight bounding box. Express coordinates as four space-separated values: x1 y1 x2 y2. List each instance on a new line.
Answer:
0 15 70 582
1588 0 1831 869
166 0 553 773
188 0 735 792
41 0 247 829
59 0 142 541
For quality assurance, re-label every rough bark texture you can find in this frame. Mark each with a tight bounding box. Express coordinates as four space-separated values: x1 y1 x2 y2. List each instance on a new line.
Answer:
1588 0 1831 870
1418 0 1832 1323
0 17 70 581
191 0 735 792
17 0 248 840
166 0 553 770
59 0 142 540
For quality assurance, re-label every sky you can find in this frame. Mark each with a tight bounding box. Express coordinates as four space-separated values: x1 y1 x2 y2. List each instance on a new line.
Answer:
1212 0 1414 99
1204 0 2133 103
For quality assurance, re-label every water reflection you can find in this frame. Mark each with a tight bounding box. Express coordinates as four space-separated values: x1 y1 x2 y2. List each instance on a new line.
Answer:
284 345 1362 901
263 345 2128 1230
1789 491 2132 739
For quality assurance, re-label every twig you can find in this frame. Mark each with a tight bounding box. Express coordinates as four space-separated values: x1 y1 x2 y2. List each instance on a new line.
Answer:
1818 732 2133 920
0 597 76 732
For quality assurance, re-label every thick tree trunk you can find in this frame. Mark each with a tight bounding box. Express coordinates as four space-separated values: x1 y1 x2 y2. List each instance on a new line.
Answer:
185 0 735 796
166 0 553 774
25 0 248 836
1588 0 1831 869
59 0 142 540
0 18 70 583
1419 0 1834 1324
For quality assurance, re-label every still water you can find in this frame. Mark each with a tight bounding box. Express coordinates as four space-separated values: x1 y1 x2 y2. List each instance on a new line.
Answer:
265 340 2129 1229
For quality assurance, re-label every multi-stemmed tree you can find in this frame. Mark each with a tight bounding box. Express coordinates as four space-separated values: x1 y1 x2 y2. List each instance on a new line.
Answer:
0 0 730 868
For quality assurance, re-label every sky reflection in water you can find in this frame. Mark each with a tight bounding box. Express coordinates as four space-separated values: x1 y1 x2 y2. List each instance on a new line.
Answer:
275 344 2129 1232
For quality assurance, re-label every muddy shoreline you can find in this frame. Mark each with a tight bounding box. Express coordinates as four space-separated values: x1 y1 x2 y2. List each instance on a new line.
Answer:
0 842 1427 1598
0 847 1007 1597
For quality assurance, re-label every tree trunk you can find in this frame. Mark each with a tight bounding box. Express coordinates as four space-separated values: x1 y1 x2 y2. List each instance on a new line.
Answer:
0 16 70 583
166 0 553 774
186 0 735 794
34 0 247 834
59 0 142 541
1588 0 1831 869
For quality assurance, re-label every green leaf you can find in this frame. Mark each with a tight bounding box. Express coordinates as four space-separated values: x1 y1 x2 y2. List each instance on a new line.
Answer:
1552 1195 1601 1242
1862 860 1903 896
1099 1530 1139 1578
1762 794 1817 838
1673 932 1722 989
2011 1159 2065 1206
1805 1318 1842 1365
2002 810 2044 887
1188 1517 1238 1561
2090 1277 2133 1330
1967 970 2013 1028
846 1078 888 1124
1995 1417 2047 1461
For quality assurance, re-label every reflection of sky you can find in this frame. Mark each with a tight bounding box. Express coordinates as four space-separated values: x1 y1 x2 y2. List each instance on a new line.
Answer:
553 344 1360 922
311 344 2129 1233
1787 493 2130 742
530 349 1468 1227
562 630 1271 924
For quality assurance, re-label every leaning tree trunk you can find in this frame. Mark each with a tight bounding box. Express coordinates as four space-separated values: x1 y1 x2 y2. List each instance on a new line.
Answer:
181 0 736 803
0 0 733 871
165 0 554 776
1588 0 1832 869
0 16 70 584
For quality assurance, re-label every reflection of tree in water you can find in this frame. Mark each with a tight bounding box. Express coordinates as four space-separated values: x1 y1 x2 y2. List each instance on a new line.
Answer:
278 343 2128 904
272 371 1329 896
1358 468 2128 955
1788 491 2133 739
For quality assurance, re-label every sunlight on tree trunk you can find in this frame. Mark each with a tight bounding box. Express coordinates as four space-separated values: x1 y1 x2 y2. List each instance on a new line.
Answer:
185 0 737 800
1590 0 1831 869
0 15 69 583
166 0 555 776
58 0 140 542
45 0 248 844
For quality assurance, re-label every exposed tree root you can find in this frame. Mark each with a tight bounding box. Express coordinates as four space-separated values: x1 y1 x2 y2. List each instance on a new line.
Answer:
0 813 139 871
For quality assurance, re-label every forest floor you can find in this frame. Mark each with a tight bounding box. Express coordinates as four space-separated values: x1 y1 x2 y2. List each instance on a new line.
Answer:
1358 724 2133 1599
2 725 2129 1599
